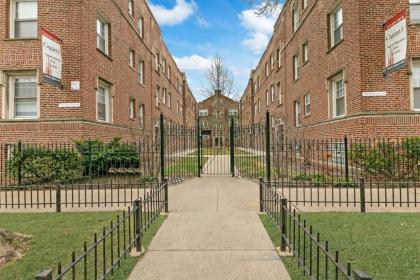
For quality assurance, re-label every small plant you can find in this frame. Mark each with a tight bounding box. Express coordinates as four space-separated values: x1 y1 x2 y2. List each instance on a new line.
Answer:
334 178 357 188
292 173 329 185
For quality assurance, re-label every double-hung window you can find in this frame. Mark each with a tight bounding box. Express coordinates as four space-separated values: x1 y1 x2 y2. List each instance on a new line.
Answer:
137 60 145 84
412 59 420 110
97 16 109 54
410 0 420 24
129 99 135 119
294 101 301 127
137 16 144 37
303 43 309 63
139 104 145 127
270 85 275 102
330 72 345 118
330 7 343 47
97 81 111 122
266 90 269 106
304 94 311 115
129 49 135 68
162 88 167 105
128 0 134 17
292 8 300 33
155 87 160 108
10 0 38 38
8 74 38 119
293 55 300 81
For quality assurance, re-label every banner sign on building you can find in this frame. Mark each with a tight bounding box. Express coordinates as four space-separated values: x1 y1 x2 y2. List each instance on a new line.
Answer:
384 10 407 73
42 28 62 87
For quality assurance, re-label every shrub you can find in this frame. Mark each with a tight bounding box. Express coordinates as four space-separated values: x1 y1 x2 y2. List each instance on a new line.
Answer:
293 173 329 185
7 146 83 183
74 138 140 177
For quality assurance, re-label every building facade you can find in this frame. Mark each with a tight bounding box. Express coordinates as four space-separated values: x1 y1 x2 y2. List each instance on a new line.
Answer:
0 0 196 144
240 0 420 139
198 91 239 147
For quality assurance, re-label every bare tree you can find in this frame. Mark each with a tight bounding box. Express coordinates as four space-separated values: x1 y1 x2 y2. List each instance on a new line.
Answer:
201 53 238 99
247 0 281 16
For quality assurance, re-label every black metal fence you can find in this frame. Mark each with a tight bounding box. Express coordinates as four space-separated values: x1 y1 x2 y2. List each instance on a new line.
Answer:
34 181 167 280
259 179 372 280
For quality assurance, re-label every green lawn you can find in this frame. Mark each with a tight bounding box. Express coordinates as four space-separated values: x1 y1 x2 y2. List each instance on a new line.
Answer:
235 156 278 178
260 213 420 280
0 212 165 280
166 157 208 177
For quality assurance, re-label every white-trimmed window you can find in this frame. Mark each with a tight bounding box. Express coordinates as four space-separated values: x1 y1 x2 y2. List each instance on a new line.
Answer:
302 0 308 9
276 48 281 68
265 63 269 78
331 142 345 165
270 54 275 71
97 80 111 122
412 59 420 110
162 88 167 105
155 87 160 108
137 60 144 84
410 0 420 24
293 55 300 81
330 6 343 47
129 99 135 119
199 109 208 117
292 8 299 33
304 94 311 115
155 52 160 72
294 101 301 127
258 99 261 113
277 82 282 105
97 16 109 54
266 90 269 106
168 92 172 108
330 72 346 118
10 0 38 39
270 85 275 102
137 16 144 37
229 109 239 116
162 58 167 74
7 74 38 119
129 49 135 68
303 43 309 63
168 66 171 80
128 0 134 17
139 104 145 127
176 101 180 114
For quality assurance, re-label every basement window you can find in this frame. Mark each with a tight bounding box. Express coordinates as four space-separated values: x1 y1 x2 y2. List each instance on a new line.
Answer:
10 0 38 38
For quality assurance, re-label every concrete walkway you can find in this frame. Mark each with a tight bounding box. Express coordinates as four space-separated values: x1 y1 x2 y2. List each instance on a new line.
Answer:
128 176 291 280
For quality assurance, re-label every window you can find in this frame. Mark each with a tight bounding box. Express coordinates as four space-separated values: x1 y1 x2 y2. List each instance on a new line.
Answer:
129 49 135 68
139 104 145 127
303 43 309 63
277 82 282 105
304 94 311 115
330 72 345 117
162 58 167 74
7 74 38 119
229 109 239 116
162 88 167 105
97 16 109 54
168 66 171 80
266 90 269 106
331 142 345 165
258 99 261 113
176 101 180 114
137 60 144 84
265 63 269 78
168 92 172 108
292 8 300 33
199 109 209 117
155 87 160 107
294 101 301 127
97 81 111 122
293 55 300 80
128 0 134 17
410 1 420 24
271 85 275 102
254 102 258 114
330 7 343 47
302 0 308 9
276 48 281 68
270 54 275 71
412 59 420 110
129 99 135 119
137 16 144 37
10 0 38 38
155 52 160 71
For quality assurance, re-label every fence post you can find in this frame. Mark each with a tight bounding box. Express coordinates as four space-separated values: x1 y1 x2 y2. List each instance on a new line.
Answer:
160 113 165 183
164 178 169 213
344 136 349 183
197 117 201 178
87 141 92 183
134 199 142 252
360 177 366 213
265 111 271 182
55 180 61 213
17 141 22 186
354 271 372 280
34 269 53 280
280 198 288 252
230 117 235 177
259 177 264 212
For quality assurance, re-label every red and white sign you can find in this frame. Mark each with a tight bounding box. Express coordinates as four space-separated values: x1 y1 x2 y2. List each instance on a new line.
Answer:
42 28 62 87
385 11 407 69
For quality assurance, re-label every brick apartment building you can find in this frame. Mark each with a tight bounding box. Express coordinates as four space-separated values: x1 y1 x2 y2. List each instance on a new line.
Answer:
198 91 239 147
240 0 420 139
0 0 196 144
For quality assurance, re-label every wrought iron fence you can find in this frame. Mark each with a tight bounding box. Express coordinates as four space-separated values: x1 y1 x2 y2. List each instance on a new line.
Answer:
34 181 167 280
259 179 372 280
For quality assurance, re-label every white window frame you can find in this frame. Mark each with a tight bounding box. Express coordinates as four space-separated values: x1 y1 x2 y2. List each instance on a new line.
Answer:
228 109 238 116
410 0 420 24
304 94 311 115
293 55 300 80
411 59 420 111
303 43 309 63
270 85 275 102
330 6 343 47
139 104 145 127
294 101 301 127
96 15 109 55
155 87 160 108
137 60 144 84
5 72 39 119
277 82 282 105
162 88 167 105
330 72 346 118
199 109 209 117
10 0 38 39
96 80 111 122
303 0 308 9
292 8 300 33
129 49 135 68
137 16 144 37
168 92 172 108
128 0 134 17
265 63 269 78
129 99 135 119
266 90 269 106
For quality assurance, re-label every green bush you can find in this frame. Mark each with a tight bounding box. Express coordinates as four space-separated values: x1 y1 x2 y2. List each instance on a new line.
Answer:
74 138 140 176
293 173 329 185
7 146 83 183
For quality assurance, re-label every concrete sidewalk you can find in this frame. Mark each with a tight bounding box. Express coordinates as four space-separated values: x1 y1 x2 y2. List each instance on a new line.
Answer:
128 177 291 280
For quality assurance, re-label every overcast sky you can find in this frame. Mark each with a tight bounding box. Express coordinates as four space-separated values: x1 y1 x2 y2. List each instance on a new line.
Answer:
148 0 283 101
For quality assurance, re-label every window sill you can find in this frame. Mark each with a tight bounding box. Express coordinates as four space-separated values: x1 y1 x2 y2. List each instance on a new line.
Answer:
2 117 39 121
129 66 136 71
327 39 344 54
96 119 111 124
302 60 309 66
138 81 146 88
292 77 301 84
304 113 311 118
332 115 346 120
97 49 113 61
4 37 38 42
